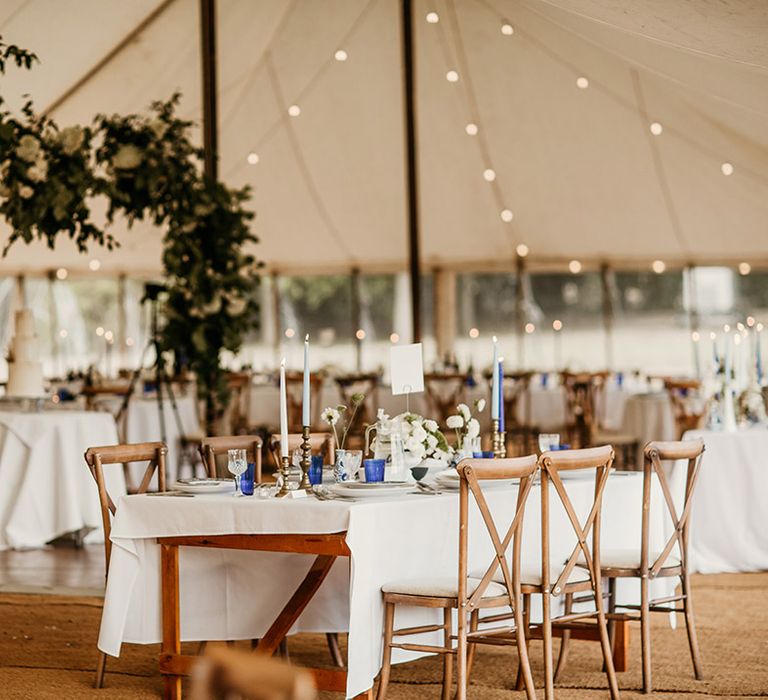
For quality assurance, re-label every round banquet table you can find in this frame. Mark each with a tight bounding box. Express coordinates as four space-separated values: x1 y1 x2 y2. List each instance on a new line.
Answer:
0 409 124 550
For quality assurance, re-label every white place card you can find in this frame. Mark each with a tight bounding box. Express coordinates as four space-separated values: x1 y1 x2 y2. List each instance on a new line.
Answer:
390 343 424 395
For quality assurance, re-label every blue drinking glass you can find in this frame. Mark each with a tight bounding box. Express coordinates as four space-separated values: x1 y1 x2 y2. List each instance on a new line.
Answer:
472 451 495 459
309 454 324 485
364 458 386 483
240 462 255 496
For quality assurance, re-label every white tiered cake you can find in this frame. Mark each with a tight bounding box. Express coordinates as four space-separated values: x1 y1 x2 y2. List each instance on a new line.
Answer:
6 309 46 398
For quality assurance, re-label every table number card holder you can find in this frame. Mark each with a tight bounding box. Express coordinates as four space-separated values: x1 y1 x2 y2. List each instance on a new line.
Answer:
391 343 424 415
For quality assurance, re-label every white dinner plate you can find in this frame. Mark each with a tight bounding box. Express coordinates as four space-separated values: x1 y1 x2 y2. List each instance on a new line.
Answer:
172 479 235 494
330 482 412 498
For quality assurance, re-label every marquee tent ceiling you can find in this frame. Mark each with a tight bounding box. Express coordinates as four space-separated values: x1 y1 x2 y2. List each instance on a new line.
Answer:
1 0 767 275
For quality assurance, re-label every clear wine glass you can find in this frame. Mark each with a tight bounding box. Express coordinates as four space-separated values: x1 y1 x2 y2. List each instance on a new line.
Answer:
227 449 247 496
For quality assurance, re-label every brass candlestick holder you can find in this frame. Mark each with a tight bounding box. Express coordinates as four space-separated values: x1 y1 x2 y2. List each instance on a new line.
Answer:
299 425 312 491
275 455 292 497
492 418 507 458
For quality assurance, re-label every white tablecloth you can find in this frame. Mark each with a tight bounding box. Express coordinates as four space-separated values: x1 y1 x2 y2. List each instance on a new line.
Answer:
124 395 201 486
682 428 768 574
0 410 123 550
99 472 670 697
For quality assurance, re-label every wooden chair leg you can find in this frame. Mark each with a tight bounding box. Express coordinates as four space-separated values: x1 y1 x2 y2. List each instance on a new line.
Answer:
377 602 395 700
640 575 651 693
554 592 573 682
513 592 536 700
542 592 554 700
682 572 704 681
94 650 107 689
442 607 454 700
466 610 478 679
456 604 468 700
595 577 621 700
515 593 531 691
326 633 345 668
602 577 616 673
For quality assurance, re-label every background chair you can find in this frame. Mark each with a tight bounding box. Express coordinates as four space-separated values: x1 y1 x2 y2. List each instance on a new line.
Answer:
424 371 468 426
333 372 379 448
588 439 705 694
84 441 167 688
663 379 705 438
199 435 263 483
519 445 619 700
378 456 539 700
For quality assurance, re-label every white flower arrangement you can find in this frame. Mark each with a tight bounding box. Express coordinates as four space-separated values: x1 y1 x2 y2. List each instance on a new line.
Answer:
447 398 486 450
321 392 365 450
397 412 452 462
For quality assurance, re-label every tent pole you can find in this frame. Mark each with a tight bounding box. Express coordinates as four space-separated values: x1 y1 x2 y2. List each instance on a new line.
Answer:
514 255 526 369
271 272 281 366
401 0 422 343
600 263 616 370
351 268 363 372
46 271 60 378
200 0 219 181
434 267 456 364
117 274 127 372
685 265 701 378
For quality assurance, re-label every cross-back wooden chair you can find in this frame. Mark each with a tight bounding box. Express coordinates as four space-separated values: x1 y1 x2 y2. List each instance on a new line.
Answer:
268 432 335 471
377 456 539 700
424 372 468 426
334 372 379 447
199 435 263 483
584 439 705 694
226 371 254 434
516 445 619 700
664 379 705 438
504 371 540 456
83 441 167 689
285 371 324 432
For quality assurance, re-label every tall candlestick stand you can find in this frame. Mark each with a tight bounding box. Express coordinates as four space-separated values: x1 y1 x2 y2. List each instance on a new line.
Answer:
299 425 312 491
275 455 292 497
492 418 506 458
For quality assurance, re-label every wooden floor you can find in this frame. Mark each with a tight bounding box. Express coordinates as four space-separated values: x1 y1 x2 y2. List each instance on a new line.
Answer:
0 542 106 596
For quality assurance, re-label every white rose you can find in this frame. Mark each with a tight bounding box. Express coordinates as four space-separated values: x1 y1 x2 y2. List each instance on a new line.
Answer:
466 418 480 439
60 126 84 155
411 425 427 443
446 415 464 429
112 144 142 169
17 135 41 163
426 434 438 450
457 403 471 421
19 185 34 199
476 398 486 413
407 441 426 460
424 419 438 433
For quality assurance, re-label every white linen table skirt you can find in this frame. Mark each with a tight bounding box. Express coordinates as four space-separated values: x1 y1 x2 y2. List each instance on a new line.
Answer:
0 410 123 550
99 472 670 697
682 428 768 573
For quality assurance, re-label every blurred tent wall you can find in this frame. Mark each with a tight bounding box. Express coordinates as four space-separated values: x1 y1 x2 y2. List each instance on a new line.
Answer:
1 0 767 275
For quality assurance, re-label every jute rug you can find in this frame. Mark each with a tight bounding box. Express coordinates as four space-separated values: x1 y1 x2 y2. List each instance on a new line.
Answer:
0 573 765 699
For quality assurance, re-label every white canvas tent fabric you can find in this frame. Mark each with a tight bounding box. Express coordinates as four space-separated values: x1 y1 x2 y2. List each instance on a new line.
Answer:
0 0 767 275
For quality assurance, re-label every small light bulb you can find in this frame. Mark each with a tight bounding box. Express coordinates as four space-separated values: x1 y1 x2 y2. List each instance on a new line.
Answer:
758 323 765 332
89 259 101 271
501 23 514 35
747 316 756 327
500 209 514 223
692 331 700 342
650 122 663 136
721 162 734 176
576 76 589 89
96 326 105 337
516 243 529 257
465 123 478 136
739 262 751 275
569 260 582 274
56 268 68 280
285 328 295 338
389 332 399 343
483 168 496 182
334 49 348 62
709 332 717 340
525 322 535 334
552 319 563 331
652 259 666 274
355 329 366 340
737 322 745 332
126 337 135 347
723 324 731 333
288 105 301 117
446 70 459 83
59 329 68 338
426 11 439 23
469 327 480 338
247 152 259 165
104 330 114 342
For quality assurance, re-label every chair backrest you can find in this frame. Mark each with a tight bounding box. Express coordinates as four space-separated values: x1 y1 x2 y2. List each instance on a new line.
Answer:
538 445 614 597
504 371 536 429
285 371 324 431
457 455 539 611
268 432 335 469
641 439 705 577
334 373 379 437
226 371 253 433
84 441 167 572
663 379 704 438
424 372 467 425
560 372 609 447
199 435 264 483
